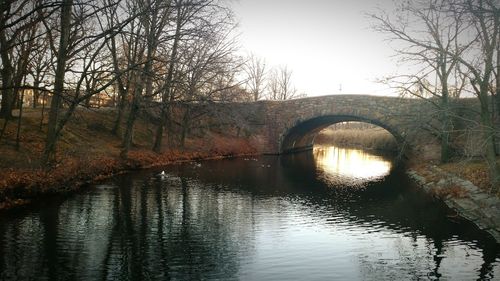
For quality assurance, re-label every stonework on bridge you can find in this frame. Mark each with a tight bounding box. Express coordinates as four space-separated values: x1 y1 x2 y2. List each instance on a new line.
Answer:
194 95 480 160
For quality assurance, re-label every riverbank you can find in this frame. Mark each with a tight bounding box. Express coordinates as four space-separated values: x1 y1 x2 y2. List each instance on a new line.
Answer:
0 108 258 210
408 164 500 243
0 147 258 210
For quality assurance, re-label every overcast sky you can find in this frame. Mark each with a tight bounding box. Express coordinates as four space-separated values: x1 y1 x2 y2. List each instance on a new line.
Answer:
230 0 400 97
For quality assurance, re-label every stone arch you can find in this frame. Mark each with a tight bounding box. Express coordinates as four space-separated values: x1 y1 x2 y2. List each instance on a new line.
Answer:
279 114 406 154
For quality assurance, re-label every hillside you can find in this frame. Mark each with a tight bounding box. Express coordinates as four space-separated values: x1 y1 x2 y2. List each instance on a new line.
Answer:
0 107 257 209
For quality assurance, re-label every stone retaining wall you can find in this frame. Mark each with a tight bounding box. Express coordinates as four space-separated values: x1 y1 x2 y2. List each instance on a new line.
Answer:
407 167 500 243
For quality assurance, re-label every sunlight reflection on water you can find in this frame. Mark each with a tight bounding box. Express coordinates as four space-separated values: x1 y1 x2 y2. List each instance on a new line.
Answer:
313 145 393 186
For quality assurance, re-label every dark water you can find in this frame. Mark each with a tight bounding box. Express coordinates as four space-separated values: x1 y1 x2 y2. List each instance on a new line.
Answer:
0 146 499 281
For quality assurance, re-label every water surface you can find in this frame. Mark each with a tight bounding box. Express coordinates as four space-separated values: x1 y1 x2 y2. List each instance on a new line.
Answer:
0 146 499 280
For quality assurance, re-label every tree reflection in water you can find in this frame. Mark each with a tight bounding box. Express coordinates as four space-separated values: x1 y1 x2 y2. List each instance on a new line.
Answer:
0 146 498 280
0 173 256 280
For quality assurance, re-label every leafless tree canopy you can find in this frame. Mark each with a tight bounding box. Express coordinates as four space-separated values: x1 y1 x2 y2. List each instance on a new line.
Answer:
0 0 258 161
371 0 500 192
243 53 266 101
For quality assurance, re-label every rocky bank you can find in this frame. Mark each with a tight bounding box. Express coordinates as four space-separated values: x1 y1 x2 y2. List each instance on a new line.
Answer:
408 166 500 243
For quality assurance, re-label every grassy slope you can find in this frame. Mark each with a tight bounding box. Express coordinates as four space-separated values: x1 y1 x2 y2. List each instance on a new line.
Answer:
0 108 257 209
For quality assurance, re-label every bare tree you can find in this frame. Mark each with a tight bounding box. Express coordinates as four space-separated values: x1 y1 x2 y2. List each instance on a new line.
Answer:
456 0 500 193
174 24 240 147
27 30 52 109
42 0 137 165
278 65 296 100
151 0 183 153
267 65 299 100
103 0 144 136
151 0 237 153
372 0 500 192
207 67 249 102
370 0 468 163
243 53 266 101
0 0 53 118
120 0 170 158
41 0 73 165
267 67 279 100
119 0 152 158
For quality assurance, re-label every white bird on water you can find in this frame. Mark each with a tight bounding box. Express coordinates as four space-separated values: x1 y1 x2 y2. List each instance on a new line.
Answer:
157 171 167 178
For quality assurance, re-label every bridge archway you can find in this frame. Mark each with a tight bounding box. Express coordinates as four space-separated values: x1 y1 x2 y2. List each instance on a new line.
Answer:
280 115 406 154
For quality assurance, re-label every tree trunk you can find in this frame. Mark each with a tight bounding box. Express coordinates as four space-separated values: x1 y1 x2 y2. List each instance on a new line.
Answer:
496 36 500 119
152 113 165 153
110 36 128 136
180 106 190 148
33 83 40 108
481 107 500 194
0 69 14 119
495 38 500 154
439 64 451 163
440 109 452 163
122 44 151 157
112 91 127 136
120 83 142 159
479 82 500 194
15 90 25 151
41 0 73 166
120 4 158 158
0 1 13 119
152 3 182 153
166 107 176 147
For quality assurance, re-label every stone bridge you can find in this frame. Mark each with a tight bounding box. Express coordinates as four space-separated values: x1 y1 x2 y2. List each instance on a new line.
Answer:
193 95 479 159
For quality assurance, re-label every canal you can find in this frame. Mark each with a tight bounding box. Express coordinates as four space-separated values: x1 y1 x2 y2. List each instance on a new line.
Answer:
0 146 499 280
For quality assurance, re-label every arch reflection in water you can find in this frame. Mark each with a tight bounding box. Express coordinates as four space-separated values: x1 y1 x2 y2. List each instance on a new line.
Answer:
313 145 393 186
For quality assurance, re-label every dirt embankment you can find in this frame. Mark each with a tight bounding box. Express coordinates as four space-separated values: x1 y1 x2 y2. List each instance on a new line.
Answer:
0 108 258 209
